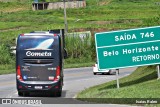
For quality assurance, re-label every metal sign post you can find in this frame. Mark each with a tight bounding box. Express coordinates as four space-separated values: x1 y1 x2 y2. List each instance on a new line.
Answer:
116 69 120 89
157 65 160 79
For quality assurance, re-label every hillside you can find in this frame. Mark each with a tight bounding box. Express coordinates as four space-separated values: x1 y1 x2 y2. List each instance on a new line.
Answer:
0 0 160 42
0 0 160 71
77 66 160 105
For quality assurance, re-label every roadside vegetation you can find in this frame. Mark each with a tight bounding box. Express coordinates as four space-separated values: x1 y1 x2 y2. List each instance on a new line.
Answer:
77 66 160 106
0 0 160 73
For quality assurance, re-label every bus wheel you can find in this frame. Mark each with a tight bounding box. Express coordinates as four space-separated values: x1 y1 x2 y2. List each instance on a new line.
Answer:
23 92 30 97
50 90 61 97
18 91 23 96
55 90 62 97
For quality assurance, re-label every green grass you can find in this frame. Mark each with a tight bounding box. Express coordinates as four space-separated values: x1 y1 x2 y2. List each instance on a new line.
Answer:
0 1 159 44
64 61 94 68
0 0 159 32
0 63 15 75
0 69 15 75
77 65 160 104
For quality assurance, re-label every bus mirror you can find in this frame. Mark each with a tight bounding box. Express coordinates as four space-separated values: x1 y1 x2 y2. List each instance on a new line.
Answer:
64 48 68 59
10 46 16 55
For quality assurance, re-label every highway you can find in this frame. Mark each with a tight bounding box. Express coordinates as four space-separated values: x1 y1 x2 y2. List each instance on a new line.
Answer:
0 67 137 107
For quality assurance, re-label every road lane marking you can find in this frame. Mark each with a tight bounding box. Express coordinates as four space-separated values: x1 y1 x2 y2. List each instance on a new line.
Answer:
26 104 41 107
64 72 92 76
64 76 114 83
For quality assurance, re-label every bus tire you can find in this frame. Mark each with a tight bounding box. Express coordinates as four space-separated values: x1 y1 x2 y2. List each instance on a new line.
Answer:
23 92 30 97
55 90 62 97
55 80 63 97
18 91 23 96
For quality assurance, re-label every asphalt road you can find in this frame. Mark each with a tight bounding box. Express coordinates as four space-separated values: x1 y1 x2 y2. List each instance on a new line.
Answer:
0 67 137 107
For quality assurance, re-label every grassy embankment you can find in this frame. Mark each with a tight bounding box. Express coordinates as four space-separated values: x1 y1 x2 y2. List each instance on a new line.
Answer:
77 66 160 106
0 0 160 73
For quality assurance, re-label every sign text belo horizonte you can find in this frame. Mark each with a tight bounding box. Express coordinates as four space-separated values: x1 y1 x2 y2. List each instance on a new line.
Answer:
95 26 160 70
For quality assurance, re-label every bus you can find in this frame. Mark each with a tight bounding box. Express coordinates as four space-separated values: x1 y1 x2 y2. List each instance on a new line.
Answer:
16 29 67 97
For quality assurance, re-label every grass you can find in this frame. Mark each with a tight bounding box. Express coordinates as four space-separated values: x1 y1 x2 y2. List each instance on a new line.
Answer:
0 0 159 31
0 1 159 44
77 65 160 105
64 61 94 68
0 69 15 75
0 64 15 70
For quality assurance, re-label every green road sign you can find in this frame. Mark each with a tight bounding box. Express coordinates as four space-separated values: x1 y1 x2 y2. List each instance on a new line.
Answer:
95 26 160 70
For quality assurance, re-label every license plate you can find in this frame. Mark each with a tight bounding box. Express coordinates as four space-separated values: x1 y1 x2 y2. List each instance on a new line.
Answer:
34 86 42 90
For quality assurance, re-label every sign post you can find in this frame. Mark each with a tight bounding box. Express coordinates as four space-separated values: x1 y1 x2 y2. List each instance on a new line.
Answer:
95 26 160 70
116 69 120 89
157 65 160 79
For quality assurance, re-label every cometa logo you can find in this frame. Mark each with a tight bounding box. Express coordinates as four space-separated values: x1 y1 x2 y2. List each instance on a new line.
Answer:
26 51 52 56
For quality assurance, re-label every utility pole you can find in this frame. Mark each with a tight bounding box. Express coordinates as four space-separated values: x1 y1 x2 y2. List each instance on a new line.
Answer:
63 0 68 35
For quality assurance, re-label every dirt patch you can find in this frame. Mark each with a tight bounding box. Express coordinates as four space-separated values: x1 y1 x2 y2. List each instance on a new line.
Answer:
0 26 28 32
70 28 114 36
99 0 111 6
3 7 28 13
88 19 142 25
88 20 116 25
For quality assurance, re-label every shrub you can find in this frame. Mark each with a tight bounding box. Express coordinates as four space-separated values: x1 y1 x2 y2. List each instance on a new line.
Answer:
0 44 15 65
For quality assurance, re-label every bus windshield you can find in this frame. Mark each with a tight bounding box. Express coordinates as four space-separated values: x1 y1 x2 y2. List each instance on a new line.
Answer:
19 36 54 50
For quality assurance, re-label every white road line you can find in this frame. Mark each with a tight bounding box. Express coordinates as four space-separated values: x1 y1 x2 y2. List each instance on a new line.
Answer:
26 104 42 107
65 73 131 83
64 76 111 83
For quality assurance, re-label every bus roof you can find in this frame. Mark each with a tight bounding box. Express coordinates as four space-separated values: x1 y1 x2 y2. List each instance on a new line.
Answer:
21 32 57 36
22 33 54 36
